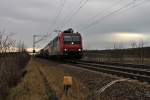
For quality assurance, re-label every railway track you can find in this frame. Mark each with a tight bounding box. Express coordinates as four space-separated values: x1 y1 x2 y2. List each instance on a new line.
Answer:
65 60 150 83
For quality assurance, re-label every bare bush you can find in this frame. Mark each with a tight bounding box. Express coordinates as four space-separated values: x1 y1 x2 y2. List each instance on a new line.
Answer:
0 30 30 100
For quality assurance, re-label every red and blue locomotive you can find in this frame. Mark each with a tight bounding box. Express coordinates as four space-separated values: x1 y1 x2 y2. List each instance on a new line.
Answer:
40 28 83 59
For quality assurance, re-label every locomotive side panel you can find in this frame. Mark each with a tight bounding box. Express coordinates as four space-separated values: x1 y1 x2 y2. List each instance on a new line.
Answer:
59 32 64 55
48 35 61 56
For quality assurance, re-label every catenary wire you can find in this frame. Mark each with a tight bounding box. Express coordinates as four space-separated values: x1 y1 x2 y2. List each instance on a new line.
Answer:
79 0 147 31
75 0 125 29
58 0 85 29
59 0 90 29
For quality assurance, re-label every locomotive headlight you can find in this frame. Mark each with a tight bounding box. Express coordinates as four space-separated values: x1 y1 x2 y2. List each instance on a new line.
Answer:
78 49 81 51
64 49 67 51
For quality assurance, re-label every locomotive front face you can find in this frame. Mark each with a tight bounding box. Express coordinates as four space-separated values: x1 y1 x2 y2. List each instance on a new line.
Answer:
63 33 82 58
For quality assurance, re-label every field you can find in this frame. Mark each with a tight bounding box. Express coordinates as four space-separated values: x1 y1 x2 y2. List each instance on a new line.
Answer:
83 47 150 65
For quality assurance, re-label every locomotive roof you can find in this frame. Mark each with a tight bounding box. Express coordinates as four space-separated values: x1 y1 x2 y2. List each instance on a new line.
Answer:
63 32 81 35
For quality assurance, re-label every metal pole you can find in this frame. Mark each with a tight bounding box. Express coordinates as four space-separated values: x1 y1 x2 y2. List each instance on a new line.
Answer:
33 35 35 53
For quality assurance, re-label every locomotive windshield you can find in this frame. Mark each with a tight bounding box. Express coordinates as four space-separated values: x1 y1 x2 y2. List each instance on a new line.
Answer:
64 36 72 41
64 35 81 44
72 36 80 41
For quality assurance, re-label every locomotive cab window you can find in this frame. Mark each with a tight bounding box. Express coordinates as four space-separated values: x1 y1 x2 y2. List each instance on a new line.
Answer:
72 36 80 41
64 35 81 44
64 36 72 41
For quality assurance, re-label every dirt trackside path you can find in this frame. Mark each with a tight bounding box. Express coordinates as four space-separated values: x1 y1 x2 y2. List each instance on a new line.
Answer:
8 58 58 100
33 58 89 100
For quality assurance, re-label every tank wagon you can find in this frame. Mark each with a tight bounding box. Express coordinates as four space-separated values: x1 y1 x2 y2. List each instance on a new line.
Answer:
39 28 83 59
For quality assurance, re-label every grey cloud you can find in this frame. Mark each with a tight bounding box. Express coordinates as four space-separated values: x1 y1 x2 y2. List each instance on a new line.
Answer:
0 0 57 23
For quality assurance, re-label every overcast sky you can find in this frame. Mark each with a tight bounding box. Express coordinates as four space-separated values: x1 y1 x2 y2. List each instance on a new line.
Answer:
0 0 150 50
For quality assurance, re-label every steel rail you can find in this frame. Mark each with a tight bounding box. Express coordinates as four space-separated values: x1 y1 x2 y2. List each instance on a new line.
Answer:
78 60 150 70
65 60 150 83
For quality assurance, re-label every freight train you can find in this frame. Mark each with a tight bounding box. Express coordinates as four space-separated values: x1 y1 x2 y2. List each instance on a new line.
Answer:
37 28 83 59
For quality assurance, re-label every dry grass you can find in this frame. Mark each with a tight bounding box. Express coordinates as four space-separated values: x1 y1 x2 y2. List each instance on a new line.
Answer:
8 58 49 100
0 53 30 100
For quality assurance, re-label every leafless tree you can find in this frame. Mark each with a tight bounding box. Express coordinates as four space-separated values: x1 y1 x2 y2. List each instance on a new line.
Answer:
138 39 145 64
17 40 26 52
130 40 137 48
130 40 138 63
112 42 124 63
0 31 16 54
130 39 145 64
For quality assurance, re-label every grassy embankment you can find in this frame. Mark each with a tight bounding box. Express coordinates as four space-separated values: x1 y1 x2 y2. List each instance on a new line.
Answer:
0 52 30 100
